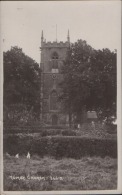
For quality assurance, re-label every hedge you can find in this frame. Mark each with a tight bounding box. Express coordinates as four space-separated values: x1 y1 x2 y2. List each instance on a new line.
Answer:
3 126 77 137
3 125 68 134
3 135 117 159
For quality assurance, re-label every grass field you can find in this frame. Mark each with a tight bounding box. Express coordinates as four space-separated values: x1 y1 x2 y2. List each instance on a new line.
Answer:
4 155 117 191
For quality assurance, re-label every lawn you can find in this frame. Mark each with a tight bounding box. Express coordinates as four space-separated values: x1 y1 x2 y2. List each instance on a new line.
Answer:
4 155 117 191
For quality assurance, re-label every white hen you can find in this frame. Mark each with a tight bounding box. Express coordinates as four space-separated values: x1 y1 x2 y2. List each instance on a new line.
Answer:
27 152 30 159
15 154 19 158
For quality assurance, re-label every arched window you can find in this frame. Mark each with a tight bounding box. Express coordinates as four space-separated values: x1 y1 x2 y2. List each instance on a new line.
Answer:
50 90 58 110
51 52 59 73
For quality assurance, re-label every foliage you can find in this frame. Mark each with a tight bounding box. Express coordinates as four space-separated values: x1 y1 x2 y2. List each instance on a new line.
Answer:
60 40 117 123
3 125 64 134
3 123 117 140
60 40 94 124
61 129 77 136
4 134 117 158
3 46 40 122
88 48 116 121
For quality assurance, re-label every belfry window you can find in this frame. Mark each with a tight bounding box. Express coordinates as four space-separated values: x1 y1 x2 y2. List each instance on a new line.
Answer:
51 52 59 73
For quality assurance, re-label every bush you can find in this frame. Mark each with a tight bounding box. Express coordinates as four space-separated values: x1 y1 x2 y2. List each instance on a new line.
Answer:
77 122 117 139
61 130 77 136
3 125 43 134
4 125 72 136
106 124 117 134
3 124 67 134
41 129 62 136
3 135 117 159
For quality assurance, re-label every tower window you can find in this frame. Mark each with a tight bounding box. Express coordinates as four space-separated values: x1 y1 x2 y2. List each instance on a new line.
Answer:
50 90 58 110
51 52 59 73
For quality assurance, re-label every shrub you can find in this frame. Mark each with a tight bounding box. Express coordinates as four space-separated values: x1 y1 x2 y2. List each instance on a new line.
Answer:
41 129 62 137
106 124 117 134
61 130 77 136
3 125 43 134
77 122 117 139
3 125 65 135
3 135 117 159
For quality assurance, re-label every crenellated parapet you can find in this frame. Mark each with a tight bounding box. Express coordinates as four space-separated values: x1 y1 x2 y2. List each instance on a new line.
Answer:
40 41 70 49
40 30 70 49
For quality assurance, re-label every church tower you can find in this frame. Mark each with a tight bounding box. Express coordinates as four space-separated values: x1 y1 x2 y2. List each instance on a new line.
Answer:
40 30 70 126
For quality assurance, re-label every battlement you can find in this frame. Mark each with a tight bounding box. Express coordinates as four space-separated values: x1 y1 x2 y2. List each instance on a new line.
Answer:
41 40 70 48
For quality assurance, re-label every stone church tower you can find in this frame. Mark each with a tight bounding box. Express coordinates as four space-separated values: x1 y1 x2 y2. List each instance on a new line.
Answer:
40 30 70 126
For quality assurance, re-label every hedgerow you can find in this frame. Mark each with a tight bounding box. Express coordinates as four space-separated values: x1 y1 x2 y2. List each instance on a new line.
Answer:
3 135 117 159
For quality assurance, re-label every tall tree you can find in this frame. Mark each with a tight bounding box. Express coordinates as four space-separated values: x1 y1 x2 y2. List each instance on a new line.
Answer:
60 40 116 124
89 48 117 121
60 40 94 125
3 46 40 123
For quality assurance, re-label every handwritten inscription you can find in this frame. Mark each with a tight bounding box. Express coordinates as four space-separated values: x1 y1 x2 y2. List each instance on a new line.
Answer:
9 175 63 181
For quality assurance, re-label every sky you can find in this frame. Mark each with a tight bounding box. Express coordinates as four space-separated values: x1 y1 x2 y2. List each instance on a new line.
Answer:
1 1 121 64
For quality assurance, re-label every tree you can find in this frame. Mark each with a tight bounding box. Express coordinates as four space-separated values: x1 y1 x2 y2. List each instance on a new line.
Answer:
3 46 40 123
60 40 117 124
60 40 94 125
89 48 117 122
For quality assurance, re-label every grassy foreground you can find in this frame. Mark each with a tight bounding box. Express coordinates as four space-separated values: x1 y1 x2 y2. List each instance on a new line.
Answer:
4 155 117 191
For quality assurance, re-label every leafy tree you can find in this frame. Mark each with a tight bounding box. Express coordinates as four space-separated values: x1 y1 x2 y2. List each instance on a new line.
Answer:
60 40 116 125
3 46 40 123
89 48 117 122
60 40 94 125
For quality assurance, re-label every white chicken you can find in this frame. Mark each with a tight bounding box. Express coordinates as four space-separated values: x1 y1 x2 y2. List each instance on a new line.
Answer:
15 154 19 158
27 152 30 159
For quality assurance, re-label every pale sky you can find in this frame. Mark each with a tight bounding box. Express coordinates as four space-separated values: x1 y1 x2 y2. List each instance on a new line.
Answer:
1 1 121 64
